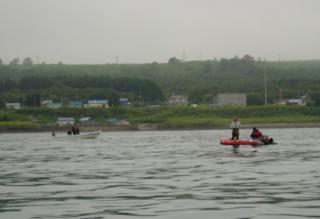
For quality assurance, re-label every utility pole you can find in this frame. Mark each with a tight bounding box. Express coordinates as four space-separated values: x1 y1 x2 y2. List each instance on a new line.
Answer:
264 62 268 105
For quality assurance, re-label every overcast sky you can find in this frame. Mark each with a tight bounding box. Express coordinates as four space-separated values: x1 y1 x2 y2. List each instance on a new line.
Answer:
1 0 320 64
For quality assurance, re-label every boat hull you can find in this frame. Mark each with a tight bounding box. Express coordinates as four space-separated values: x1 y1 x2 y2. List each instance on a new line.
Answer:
220 137 275 146
54 131 101 139
220 137 261 146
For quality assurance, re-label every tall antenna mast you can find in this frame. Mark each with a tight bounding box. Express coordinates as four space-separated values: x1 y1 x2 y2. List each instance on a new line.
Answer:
264 61 268 105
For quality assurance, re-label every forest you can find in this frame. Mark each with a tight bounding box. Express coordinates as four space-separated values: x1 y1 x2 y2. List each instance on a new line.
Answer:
1 55 320 106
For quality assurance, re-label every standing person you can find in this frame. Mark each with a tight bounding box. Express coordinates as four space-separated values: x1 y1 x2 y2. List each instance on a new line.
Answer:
230 117 240 140
75 125 80 135
72 125 76 135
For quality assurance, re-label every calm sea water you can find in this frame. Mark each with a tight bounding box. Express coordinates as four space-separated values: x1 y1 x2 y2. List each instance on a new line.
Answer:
1 128 320 219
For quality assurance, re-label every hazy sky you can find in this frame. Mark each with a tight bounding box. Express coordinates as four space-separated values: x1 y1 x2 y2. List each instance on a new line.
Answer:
1 0 320 64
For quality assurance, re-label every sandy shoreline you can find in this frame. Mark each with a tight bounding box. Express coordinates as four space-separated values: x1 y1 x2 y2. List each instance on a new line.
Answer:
0 122 320 133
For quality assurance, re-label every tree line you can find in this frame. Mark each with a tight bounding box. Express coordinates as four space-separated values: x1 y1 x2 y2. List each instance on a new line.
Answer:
1 55 320 106
0 76 164 107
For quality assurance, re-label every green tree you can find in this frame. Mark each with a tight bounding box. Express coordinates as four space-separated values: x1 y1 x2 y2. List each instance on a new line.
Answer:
0 80 4 92
202 61 213 74
23 57 33 65
19 77 53 90
247 93 264 105
168 57 181 65
25 93 41 107
9 58 20 65
242 54 255 62
4 79 17 90
108 92 120 106
0 97 5 108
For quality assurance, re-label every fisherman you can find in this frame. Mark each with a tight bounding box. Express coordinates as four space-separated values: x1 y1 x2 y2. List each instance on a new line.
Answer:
250 127 273 144
75 125 80 135
72 126 76 135
250 127 262 139
230 117 240 140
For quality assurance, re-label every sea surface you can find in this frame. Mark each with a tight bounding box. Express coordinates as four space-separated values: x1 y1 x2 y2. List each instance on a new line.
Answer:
1 128 320 219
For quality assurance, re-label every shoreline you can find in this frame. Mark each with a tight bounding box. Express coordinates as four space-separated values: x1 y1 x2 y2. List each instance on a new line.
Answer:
1 122 320 133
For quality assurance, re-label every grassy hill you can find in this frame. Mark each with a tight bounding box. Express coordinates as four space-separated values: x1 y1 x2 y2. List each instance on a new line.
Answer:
1 58 320 105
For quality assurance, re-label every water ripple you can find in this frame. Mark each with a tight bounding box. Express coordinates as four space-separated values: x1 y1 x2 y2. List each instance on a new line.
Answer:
1 129 320 218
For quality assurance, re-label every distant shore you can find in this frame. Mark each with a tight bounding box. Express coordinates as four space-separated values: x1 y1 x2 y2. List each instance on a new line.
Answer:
2 105 320 133
1 122 320 133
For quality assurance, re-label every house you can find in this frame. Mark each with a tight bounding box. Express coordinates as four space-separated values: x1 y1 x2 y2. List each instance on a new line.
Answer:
286 96 310 106
41 99 62 108
119 98 129 106
41 99 53 107
107 118 120 126
168 95 189 106
47 102 63 109
274 98 287 105
5 103 21 109
57 117 75 126
87 99 108 108
69 100 82 108
274 90 310 106
274 89 287 105
215 93 247 106
107 118 130 126
79 117 97 126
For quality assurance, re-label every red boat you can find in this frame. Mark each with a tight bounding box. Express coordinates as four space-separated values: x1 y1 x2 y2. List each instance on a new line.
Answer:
220 136 275 147
220 137 261 146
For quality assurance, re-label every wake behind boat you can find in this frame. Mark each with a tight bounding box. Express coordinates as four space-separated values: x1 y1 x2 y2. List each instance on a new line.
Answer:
53 130 101 139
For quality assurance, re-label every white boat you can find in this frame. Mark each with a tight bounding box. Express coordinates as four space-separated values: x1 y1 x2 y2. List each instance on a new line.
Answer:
53 130 101 139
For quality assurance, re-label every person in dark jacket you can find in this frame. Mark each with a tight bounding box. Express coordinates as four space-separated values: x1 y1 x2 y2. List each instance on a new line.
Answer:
250 127 262 139
250 127 273 144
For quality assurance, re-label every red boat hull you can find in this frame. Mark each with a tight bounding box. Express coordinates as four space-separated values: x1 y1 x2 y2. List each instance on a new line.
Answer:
220 137 260 146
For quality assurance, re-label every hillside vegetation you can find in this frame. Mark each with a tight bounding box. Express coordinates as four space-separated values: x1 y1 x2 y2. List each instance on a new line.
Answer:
1 56 320 106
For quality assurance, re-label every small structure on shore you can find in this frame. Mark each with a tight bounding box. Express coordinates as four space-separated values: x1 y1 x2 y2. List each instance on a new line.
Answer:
5 102 21 109
42 100 62 108
107 118 130 126
47 102 63 109
274 89 310 106
79 117 97 126
69 100 82 108
85 99 109 108
119 98 130 106
57 117 75 126
168 95 189 106
286 96 310 106
214 93 247 106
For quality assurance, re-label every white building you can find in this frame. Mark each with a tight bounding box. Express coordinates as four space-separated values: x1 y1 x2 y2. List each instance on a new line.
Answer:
47 102 62 109
41 100 53 107
168 95 189 106
5 103 21 109
215 93 247 106
85 99 108 108
286 96 309 106
79 117 97 126
57 117 75 126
